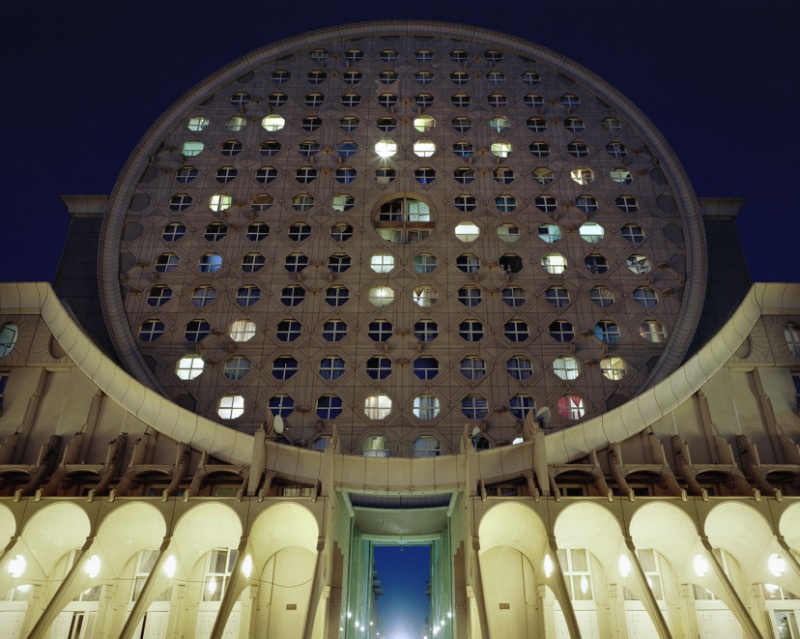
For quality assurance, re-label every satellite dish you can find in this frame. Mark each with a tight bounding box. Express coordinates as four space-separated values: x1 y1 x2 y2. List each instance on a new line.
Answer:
535 407 551 429
274 415 285 434
471 425 481 438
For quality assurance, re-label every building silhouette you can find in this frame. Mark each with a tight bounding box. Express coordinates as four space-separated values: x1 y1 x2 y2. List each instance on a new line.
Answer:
0 20 798 638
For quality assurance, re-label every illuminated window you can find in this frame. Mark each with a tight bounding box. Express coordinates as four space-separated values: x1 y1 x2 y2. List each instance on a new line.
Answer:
497 224 520 243
218 396 245 420
366 356 391 380
181 141 204 157
375 139 397 158
541 253 567 274
600 357 627 381
532 167 554 185
184 319 210 342
276 320 301 342
224 357 252 380
187 115 209 131
590 287 615 308
209 194 232 212
413 397 440 420
557 396 585 420
610 168 632 185
461 395 488 419
319 356 345 380
785 324 800 356
553 356 580 380
455 222 480 242
549 320 574 342
626 254 652 274
461 357 486 380
228 320 256 342
369 286 395 307
332 194 355 212
147 286 173 306
191 286 216 307
640 321 667 343
322 320 347 342
370 253 395 273
364 395 392 420
579 222 604 243
176 355 204 380
412 286 438 307
414 115 435 132
594 320 621 343
198 254 222 273
261 114 285 131
413 140 436 157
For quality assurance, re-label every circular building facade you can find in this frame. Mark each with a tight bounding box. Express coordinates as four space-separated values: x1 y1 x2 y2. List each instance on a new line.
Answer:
100 22 705 456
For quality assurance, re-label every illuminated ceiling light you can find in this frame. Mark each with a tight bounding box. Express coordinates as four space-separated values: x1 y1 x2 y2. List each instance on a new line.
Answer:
512 436 524 445
543 554 554 578
768 553 787 577
447 611 452 618
85 554 101 579
7 554 25 578
618 554 631 577
693 553 709 578
580 575 589 594
375 140 397 158
206 577 218 596
163 554 177 578
242 554 253 578
347 611 352 619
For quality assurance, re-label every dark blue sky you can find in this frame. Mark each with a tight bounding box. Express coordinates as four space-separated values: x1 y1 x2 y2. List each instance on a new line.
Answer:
374 545 431 637
1 1 798 284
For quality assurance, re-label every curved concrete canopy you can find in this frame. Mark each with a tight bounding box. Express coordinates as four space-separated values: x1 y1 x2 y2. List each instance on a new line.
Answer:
1 282 798 488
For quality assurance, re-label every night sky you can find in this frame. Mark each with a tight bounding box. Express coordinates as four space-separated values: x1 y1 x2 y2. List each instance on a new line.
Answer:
1 2 797 633
1 1 799 284
374 546 431 637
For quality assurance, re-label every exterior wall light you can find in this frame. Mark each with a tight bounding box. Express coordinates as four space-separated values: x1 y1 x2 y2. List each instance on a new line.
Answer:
85 554 101 578
375 140 397 158
768 553 786 577
7 554 25 578
693 553 709 578
163 554 177 578
242 554 253 578
618 554 631 577
543 554 554 578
